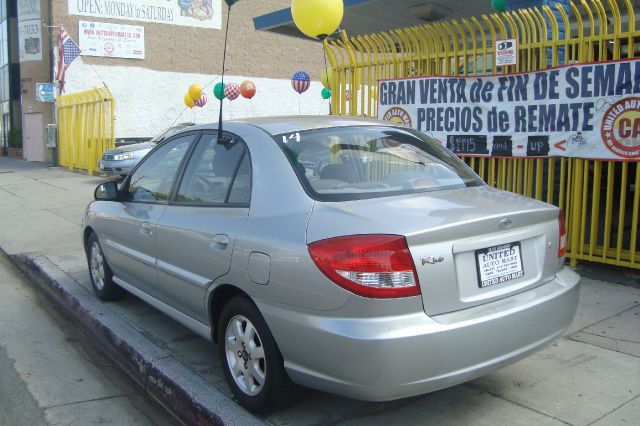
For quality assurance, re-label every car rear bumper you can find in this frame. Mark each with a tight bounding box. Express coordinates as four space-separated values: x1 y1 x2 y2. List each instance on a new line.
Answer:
259 266 579 401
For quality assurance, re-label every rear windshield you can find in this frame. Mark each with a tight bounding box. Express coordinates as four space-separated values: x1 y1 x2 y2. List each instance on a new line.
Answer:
275 125 484 201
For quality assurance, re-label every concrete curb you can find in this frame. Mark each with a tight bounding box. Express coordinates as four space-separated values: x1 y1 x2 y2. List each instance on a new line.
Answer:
10 253 264 426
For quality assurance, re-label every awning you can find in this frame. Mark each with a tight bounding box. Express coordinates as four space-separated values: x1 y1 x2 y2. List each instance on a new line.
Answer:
253 0 495 40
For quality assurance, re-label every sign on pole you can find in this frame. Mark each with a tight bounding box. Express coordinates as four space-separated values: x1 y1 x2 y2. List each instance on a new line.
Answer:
495 38 517 67
36 83 55 103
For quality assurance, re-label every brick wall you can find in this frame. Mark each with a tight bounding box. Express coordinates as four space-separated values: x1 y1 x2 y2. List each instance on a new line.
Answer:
52 0 325 80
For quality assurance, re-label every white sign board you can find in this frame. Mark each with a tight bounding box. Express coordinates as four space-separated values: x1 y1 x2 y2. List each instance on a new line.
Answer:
79 21 145 59
495 38 517 67
378 58 640 161
68 0 221 29
17 0 42 62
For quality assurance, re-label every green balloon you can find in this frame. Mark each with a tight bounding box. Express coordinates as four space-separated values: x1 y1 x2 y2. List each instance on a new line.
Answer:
214 82 226 100
321 88 332 99
492 0 506 12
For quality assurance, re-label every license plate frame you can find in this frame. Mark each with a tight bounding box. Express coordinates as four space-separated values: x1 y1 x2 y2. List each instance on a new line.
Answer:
475 242 524 288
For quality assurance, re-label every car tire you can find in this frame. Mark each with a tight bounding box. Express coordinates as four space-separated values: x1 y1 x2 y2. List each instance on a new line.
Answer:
86 233 125 301
218 296 295 413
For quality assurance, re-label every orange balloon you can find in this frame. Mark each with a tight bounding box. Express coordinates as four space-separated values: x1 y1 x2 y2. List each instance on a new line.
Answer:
240 80 256 99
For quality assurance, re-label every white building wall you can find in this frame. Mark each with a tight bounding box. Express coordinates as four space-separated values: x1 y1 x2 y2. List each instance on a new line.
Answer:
63 59 331 139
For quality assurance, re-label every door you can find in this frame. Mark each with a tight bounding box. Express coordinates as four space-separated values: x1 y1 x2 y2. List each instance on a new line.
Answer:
23 113 44 161
99 133 196 297
154 133 251 323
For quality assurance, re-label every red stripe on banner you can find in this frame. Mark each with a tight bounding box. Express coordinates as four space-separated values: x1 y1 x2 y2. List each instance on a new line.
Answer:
554 140 567 151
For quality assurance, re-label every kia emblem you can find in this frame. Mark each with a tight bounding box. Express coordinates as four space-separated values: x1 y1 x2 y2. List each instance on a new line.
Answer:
499 219 513 230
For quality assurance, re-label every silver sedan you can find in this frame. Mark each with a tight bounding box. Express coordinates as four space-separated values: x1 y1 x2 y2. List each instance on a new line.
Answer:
83 116 579 413
98 141 155 178
99 123 196 178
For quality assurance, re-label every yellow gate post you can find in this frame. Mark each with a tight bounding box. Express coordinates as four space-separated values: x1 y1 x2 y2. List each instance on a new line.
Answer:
56 87 115 176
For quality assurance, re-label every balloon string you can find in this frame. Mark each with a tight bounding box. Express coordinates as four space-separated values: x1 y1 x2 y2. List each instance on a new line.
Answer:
322 42 332 116
323 47 328 76
250 99 254 117
202 75 221 92
218 5 232 141
298 95 301 115
171 107 188 128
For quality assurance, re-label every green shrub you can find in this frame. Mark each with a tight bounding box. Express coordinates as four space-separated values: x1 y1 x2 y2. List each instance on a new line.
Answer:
8 128 22 148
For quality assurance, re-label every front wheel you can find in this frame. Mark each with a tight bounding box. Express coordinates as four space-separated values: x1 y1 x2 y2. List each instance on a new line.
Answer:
86 232 125 301
218 297 295 413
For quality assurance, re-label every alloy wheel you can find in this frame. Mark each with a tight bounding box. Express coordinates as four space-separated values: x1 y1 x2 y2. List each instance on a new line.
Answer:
224 315 267 396
90 242 105 291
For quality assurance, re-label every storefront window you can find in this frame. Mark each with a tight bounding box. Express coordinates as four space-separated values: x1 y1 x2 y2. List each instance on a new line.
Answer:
1 66 7 100
1 20 7 67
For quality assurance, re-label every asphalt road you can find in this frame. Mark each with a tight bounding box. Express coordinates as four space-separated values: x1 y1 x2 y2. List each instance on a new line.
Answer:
0 252 180 426
0 345 48 426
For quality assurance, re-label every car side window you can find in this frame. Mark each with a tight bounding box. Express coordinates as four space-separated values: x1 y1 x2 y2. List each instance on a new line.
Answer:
127 135 193 202
227 153 251 204
176 134 249 205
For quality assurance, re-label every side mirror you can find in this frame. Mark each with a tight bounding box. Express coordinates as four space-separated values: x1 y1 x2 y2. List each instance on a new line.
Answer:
95 181 120 201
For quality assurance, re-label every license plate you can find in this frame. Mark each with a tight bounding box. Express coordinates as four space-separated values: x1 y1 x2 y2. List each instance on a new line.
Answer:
99 161 104 170
475 242 524 288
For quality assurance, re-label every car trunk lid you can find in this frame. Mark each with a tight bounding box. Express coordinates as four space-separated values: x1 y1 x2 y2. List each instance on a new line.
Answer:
306 186 560 315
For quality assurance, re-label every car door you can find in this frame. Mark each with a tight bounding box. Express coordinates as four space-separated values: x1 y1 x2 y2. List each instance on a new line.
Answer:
100 133 196 297
154 132 251 323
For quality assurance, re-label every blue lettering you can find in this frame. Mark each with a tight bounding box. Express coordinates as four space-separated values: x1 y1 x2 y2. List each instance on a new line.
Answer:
565 67 579 98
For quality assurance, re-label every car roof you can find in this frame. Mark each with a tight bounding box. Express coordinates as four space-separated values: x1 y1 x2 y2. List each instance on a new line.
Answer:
184 115 397 137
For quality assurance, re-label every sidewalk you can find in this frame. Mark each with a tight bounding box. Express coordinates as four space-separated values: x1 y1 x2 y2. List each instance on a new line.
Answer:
1 156 639 426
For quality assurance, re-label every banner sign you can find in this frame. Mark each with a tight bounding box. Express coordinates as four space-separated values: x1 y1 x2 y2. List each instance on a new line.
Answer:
378 59 640 160
68 0 221 29
79 21 145 59
17 0 42 62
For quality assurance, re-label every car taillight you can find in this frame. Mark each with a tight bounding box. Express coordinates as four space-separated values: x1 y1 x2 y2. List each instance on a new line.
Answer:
308 235 420 298
558 209 567 258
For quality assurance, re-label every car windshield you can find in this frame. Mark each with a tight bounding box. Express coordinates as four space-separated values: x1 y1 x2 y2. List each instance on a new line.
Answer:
275 125 484 201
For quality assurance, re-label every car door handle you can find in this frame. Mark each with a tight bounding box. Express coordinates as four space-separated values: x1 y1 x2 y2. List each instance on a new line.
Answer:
211 234 229 250
139 222 154 237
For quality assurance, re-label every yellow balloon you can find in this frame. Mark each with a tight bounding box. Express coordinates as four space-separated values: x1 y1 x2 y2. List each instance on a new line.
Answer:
188 83 202 101
184 93 195 108
292 0 344 39
320 67 333 88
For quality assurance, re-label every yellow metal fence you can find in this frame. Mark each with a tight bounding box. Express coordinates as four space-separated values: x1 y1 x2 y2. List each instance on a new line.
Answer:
325 0 640 269
56 87 115 176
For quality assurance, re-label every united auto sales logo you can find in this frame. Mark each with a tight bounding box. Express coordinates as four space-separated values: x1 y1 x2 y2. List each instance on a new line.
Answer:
601 97 640 159
497 41 513 51
382 107 412 127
